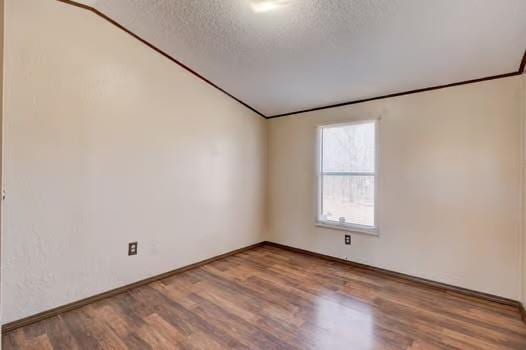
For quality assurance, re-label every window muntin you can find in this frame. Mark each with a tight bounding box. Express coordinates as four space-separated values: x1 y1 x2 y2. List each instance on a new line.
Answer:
318 121 377 233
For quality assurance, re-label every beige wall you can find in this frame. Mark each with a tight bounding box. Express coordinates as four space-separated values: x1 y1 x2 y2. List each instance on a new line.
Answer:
2 0 524 326
1 0 266 323
522 73 526 305
0 0 4 331
267 76 524 300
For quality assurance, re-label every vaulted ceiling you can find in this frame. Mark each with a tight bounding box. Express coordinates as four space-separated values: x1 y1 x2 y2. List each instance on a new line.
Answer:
65 0 526 118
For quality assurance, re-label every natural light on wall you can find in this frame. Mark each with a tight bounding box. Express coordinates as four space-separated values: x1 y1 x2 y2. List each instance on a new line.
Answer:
251 0 290 13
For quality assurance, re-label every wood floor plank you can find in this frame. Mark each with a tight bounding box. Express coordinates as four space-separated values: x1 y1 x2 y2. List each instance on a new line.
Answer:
3 245 526 349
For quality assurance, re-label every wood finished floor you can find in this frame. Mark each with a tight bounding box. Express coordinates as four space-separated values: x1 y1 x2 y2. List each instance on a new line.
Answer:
3 245 526 350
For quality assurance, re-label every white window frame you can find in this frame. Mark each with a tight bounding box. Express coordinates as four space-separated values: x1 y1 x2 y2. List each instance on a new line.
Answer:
315 119 379 235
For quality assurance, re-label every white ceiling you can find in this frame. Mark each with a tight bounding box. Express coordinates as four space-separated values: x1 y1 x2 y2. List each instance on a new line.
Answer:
74 0 526 117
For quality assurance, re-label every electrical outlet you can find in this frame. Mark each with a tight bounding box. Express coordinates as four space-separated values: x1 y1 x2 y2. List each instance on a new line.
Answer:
128 242 138 256
344 234 351 245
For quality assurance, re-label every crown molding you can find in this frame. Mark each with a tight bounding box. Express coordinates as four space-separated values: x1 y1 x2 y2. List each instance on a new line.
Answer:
57 1 526 120
266 71 523 119
55 0 267 118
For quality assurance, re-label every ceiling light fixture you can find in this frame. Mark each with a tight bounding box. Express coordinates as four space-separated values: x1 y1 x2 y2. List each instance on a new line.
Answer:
251 0 289 13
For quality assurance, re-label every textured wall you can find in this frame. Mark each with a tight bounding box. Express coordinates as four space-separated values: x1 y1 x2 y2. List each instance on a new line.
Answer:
267 76 523 300
522 73 526 305
0 0 4 331
2 0 266 323
2 0 524 326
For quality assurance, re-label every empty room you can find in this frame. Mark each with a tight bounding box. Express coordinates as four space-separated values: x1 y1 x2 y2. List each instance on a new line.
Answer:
1 0 526 349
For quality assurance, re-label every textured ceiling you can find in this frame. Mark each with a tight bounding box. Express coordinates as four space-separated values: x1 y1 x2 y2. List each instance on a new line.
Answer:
72 0 526 117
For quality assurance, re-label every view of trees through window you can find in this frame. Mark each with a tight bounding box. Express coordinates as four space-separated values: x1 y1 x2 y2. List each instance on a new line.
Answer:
319 121 376 228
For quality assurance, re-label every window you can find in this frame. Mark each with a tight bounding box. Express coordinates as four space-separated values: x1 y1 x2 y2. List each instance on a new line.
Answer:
317 120 378 234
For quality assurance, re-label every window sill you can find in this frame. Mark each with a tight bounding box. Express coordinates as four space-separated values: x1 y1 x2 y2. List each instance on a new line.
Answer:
315 222 379 236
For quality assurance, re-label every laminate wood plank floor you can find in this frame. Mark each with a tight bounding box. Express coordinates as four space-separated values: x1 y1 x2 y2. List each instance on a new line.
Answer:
4 245 526 349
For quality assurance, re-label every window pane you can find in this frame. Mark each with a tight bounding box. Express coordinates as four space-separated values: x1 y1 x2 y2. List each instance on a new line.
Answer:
322 122 375 173
321 175 374 227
